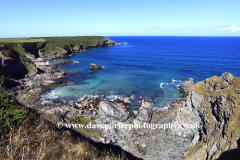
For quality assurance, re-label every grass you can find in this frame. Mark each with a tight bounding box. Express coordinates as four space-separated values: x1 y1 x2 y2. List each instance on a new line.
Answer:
0 36 115 55
11 45 30 56
26 65 37 75
135 144 146 156
183 141 207 160
0 88 28 136
71 115 104 138
0 96 118 159
0 114 117 159
20 57 31 62
0 88 117 159
225 77 240 141
0 38 46 43
72 115 96 126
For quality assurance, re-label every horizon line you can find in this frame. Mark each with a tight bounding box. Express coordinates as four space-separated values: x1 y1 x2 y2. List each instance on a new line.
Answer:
1 35 240 39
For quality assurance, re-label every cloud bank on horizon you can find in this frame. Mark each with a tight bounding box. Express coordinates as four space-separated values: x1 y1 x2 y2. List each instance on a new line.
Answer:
0 0 240 38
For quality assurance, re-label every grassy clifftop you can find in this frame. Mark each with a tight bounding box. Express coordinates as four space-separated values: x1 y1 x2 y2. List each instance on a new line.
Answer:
0 36 115 55
0 36 115 78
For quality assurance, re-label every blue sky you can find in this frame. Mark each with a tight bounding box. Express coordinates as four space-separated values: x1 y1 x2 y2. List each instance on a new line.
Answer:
1 0 240 37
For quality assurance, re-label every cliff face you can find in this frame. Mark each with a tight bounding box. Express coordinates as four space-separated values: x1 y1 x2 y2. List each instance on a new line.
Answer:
177 73 240 160
0 50 37 79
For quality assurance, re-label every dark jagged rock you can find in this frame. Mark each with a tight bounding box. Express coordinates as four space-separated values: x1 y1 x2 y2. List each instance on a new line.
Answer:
0 51 38 79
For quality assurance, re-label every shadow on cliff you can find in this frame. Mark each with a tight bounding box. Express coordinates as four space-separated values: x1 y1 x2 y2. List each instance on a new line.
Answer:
0 49 29 80
217 138 240 160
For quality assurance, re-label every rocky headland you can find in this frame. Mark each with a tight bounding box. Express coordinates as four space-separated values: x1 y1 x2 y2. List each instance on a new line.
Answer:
1 37 240 160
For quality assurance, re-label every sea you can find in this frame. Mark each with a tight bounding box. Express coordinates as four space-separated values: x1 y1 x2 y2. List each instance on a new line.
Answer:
41 36 240 109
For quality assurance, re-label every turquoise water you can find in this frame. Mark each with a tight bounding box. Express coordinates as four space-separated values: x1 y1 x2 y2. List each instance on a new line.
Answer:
41 36 240 108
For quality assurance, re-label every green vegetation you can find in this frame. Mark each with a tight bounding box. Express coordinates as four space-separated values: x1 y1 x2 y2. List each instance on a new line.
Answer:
211 75 219 87
43 36 114 54
0 37 45 43
20 57 31 62
71 115 104 138
26 65 37 75
0 112 115 159
185 75 240 159
0 36 115 55
135 144 146 156
0 75 7 83
225 77 240 140
183 141 207 160
10 45 30 56
73 115 96 126
0 90 116 159
0 88 28 136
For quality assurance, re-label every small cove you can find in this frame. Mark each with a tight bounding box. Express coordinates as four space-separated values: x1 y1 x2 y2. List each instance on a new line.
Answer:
41 36 240 109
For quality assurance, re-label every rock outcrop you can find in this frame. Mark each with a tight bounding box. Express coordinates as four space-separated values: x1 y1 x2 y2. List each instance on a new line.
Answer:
99 101 129 121
90 63 104 70
174 72 240 160
137 98 153 122
0 51 38 79
179 78 194 94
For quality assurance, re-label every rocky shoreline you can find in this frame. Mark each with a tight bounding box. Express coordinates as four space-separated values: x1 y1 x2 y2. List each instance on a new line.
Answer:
1 40 240 159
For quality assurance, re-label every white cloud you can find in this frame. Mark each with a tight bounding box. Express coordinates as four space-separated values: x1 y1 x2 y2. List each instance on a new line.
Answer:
166 25 240 32
221 25 240 32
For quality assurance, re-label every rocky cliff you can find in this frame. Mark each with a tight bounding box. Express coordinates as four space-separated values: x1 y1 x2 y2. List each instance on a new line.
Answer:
177 73 240 160
0 50 38 80
12 71 240 160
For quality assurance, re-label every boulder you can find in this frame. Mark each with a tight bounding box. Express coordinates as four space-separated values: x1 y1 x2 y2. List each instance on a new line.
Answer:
99 101 129 121
90 63 104 70
133 110 138 116
137 99 153 122
124 97 131 104
220 72 234 85
179 78 194 94
137 106 152 122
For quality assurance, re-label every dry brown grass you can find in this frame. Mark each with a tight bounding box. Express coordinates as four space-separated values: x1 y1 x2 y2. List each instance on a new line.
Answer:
0 112 118 160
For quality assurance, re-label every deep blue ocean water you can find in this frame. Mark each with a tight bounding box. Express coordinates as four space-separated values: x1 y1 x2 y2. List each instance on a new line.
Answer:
41 36 240 109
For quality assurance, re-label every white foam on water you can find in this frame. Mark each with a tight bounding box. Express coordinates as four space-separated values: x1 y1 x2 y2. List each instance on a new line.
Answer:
73 61 80 63
67 81 73 85
160 82 164 88
131 94 136 99
40 90 59 104
172 79 177 83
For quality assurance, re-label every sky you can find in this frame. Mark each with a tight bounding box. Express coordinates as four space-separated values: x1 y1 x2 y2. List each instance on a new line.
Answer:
0 0 240 38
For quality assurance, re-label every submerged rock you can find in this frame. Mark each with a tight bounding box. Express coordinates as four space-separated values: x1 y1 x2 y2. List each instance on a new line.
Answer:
99 101 129 121
60 59 73 64
90 63 104 70
179 78 194 94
